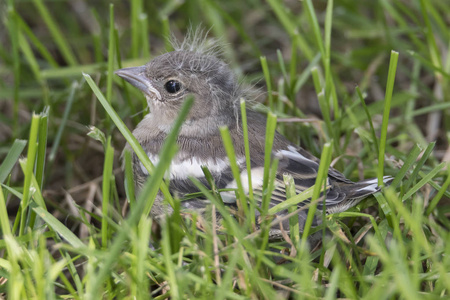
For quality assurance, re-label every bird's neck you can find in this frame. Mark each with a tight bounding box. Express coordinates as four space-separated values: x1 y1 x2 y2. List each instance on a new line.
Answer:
135 111 237 139
180 113 238 136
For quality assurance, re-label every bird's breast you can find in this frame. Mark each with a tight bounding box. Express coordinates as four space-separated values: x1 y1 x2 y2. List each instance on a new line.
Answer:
138 152 245 180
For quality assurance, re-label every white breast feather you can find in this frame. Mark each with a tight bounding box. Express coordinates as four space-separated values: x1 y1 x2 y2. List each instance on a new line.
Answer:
140 153 245 180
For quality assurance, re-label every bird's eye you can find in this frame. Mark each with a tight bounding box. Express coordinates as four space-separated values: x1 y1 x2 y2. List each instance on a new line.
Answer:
164 80 182 94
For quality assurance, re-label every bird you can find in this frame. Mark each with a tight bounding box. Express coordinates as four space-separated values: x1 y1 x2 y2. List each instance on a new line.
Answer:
115 30 392 239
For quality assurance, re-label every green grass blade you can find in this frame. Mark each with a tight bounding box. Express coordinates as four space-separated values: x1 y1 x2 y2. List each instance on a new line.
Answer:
18 29 49 106
101 137 114 249
32 0 77 66
30 203 85 249
35 108 49 189
83 72 175 208
356 86 379 154
130 0 143 58
48 81 78 162
0 139 27 184
301 142 332 246
284 174 300 246
324 264 340 300
18 113 41 236
219 127 249 220
161 215 180 299
425 165 450 216
293 53 321 94
6 4 20 134
260 56 274 111
378 51 399 185
418 0 441 72
16 14 58 68
240 100 255 226
403 142 435 192
18 161 46 210
190 177 246 243
262 112 277 214
362 219 389 281
86 97 193 299
123 149 136 208
19 158 47 230
277 49 288 82
266 0 313 59
0 186 12 236
390 144 421 189
106 3 115 107
402 162 446 202
268 185 315 215
304 0 325 58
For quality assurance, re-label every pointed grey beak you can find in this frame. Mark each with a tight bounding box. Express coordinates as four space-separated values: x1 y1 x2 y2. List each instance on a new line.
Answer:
115 66 161 100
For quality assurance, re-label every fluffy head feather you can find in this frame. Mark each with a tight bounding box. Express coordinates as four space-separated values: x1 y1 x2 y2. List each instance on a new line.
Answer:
170 27 225 58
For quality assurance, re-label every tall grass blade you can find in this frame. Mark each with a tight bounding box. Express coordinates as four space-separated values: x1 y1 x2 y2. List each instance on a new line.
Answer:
378 51 399 185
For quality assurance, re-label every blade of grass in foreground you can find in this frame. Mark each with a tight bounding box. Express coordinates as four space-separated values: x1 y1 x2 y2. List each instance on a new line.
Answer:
361 219 389 288
85 94 193 300
403 142 435 192
31 203 85 249
19 160 46 230
284 174 300 247
190 177 247 244
219 127 249 221
101 137 114 249
262 112 277 214
268 185 315 215
18 113 40 236
301 142 332 250
82 72 176 209
402 162 445 201
0 186 12 236
240 99 255 227
389 144 421 190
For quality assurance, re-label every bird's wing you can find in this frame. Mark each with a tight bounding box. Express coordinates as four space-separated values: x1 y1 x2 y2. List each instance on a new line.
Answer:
234 145 347 210
177 146 387 214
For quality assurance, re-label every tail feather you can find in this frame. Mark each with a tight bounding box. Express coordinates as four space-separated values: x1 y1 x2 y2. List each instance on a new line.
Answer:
327 175 393 214
348 175 393 199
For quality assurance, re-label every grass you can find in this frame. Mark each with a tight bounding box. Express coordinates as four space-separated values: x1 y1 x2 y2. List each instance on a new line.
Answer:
1 0 450 299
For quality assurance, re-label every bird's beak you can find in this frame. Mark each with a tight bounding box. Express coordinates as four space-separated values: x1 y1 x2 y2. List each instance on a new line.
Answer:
115 66 162 100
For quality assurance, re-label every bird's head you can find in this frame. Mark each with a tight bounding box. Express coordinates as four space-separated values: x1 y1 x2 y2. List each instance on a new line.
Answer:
115 49 240 124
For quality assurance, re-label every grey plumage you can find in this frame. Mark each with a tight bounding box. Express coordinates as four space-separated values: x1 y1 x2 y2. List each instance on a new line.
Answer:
115 31 392 238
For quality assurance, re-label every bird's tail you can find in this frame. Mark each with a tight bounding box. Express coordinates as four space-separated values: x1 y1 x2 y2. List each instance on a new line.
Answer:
327 175 393 214
348 175 393 199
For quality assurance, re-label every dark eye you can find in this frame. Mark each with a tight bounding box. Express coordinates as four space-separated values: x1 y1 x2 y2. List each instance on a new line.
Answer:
164 80 182 94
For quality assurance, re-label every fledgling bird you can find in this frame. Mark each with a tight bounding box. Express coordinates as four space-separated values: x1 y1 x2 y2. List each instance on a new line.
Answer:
115 31 392 238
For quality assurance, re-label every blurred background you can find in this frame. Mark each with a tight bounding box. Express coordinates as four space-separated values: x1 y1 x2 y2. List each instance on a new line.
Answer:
1 0 449 219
